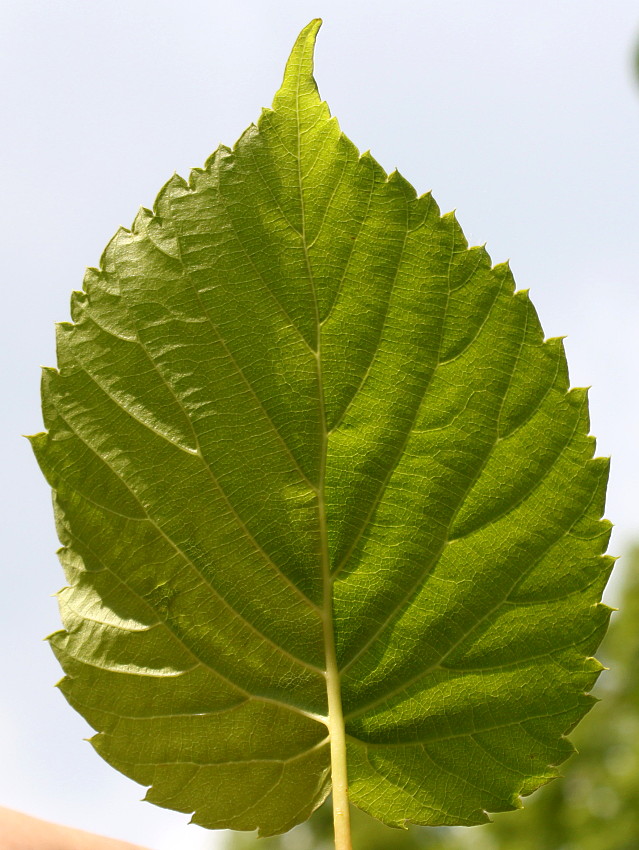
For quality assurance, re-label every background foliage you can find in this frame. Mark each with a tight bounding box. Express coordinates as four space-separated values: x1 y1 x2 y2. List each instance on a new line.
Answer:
225 545 639 849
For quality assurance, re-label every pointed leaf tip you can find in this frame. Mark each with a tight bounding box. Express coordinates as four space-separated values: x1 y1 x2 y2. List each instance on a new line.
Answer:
292 17 323 57
274 19 323 108
287 18 322 76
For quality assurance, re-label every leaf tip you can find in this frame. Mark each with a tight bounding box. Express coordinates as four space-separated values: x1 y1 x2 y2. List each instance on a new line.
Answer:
300 17 323 40
275 19 324 107
290 17 323 66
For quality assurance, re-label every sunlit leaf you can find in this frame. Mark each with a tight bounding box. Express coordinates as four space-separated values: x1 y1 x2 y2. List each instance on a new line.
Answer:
32 19 612 838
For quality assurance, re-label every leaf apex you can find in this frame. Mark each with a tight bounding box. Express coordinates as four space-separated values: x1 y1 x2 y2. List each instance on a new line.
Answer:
274 19 323 108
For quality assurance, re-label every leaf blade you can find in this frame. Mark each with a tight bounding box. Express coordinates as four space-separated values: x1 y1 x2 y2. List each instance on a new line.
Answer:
32 18 612 837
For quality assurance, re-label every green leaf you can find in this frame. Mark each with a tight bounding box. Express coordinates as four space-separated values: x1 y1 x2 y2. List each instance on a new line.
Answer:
32 18 613 840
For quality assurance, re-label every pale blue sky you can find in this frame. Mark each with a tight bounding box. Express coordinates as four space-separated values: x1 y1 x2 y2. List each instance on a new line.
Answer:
2 2 638 848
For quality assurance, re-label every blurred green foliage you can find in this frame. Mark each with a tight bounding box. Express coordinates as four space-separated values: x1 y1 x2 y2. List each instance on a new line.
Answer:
225 546 639 850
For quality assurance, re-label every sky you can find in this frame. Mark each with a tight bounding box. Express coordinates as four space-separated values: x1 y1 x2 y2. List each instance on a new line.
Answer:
1 2 638 849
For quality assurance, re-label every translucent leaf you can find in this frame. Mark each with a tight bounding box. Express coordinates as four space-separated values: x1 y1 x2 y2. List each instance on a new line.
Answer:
32 19 613 838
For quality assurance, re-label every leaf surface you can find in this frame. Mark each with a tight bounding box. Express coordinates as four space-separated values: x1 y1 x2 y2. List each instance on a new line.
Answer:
32 19 612 837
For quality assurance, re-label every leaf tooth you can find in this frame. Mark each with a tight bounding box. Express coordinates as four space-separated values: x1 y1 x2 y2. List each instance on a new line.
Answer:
98 225 132 276
386 168 417 200
151 173 190 220
358 147 390 185
129 206 152 236
203 142 232 172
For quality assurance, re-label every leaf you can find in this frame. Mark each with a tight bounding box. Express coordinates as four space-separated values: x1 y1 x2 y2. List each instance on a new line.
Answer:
31 18 613 839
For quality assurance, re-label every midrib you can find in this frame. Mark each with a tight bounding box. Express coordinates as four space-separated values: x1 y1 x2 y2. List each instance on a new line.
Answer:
293 57 353 850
